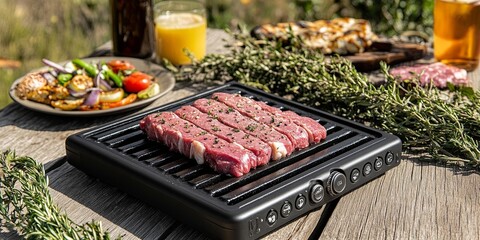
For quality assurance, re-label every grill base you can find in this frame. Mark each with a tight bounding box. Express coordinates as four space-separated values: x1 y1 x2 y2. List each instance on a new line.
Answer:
66 82 402 240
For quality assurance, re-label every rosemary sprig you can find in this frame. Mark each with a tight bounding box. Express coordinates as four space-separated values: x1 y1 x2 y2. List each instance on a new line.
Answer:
0 150 120 239
178 33 480 169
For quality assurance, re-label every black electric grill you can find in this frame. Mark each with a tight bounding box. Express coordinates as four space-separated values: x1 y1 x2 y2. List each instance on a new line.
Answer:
66 82 402 240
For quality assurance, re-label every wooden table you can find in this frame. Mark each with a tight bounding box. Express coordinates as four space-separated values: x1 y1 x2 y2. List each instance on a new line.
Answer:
1 29 479 240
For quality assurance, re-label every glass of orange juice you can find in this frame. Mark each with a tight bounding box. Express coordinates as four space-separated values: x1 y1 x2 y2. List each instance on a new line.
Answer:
434 0 480 71
154 1 206 66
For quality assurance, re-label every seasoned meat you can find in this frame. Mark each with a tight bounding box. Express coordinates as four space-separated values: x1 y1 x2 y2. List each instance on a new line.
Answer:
175 105 272 167
389 62 468 88
15 72 69 104
212 92 310 149
255 101 327 143
193 98 293 160
139 112 257 177
140 92 328 177
252 17 377 55
15 72 48 100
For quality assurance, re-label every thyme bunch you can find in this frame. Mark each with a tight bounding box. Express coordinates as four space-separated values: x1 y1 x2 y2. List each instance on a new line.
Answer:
179 34 480 169
0 150 119 239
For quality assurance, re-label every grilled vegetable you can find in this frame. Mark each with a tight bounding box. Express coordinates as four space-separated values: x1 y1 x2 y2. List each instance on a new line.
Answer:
18 58 155 111
50 98 84 110
67 75 93 93
103 66 123 87
107 60 135 73
72 59 97 77
99 88 125 103
101 93 137 109
138 82 160 99
83 89 101 106
122 72 152 93
57 73 72 86
42 58 73 74
41 72 57 83
94 71 112 91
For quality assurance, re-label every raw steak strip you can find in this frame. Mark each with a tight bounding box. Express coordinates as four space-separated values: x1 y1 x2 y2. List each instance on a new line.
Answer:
212 92 310 149
175 106 271 167
193 98 293 160
389 62 468 88
255 101 327 143
139 112 256 177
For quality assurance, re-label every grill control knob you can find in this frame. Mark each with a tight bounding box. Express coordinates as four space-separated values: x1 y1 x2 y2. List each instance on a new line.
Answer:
310 183 324 203
327 171 347 196
295 194 306 209
385 151 394 165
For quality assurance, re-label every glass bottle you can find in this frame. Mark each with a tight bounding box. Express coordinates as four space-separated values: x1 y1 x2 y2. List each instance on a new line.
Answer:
110 0 155 58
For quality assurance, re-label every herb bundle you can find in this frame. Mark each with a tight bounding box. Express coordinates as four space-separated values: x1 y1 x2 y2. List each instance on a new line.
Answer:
0 150 119 239
178 34 480 169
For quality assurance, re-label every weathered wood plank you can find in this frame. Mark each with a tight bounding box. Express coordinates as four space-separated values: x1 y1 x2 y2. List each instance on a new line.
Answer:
46 163 177 239
320 155 480 240
205 28 234 55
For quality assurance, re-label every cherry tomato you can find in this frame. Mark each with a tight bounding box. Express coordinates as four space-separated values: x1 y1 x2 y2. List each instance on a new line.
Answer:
122 72 152 93
107 60 135 73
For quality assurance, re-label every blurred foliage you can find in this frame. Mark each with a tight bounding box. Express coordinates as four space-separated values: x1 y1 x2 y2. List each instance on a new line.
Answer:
0 0 433 109
349 0 434 36
206 0 433 36
0 0 110 109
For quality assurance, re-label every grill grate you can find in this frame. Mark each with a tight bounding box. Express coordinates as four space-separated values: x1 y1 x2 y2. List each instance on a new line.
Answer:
85 88 376 206
66 82 401 240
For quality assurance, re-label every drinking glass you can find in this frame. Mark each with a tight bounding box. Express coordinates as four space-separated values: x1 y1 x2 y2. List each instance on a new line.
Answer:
154 1 207 65
434 0 480 71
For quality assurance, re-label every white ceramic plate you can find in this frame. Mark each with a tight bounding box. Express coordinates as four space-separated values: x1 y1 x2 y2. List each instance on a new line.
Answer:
9 57 175 117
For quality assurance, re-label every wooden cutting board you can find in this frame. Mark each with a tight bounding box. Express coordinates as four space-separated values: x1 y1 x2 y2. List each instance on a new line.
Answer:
345 40 428 72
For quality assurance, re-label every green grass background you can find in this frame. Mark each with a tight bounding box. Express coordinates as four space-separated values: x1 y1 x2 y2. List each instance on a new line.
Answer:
0 0 432 110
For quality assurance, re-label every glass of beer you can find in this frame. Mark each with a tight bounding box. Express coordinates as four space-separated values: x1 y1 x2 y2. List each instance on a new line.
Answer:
434 0 480 71
154 1 207 66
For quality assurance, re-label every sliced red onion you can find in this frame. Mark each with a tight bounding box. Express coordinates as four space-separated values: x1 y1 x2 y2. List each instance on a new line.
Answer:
42 58 73 74
83 88 101 106
48 69 58 78
41 72 56 82
99 78 112 91
68 88 87 98
94 71 112 91
94 70 102 87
